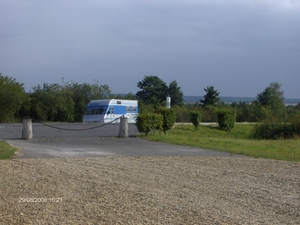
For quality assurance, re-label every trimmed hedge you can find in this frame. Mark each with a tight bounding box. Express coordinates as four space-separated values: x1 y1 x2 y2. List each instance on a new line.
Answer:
190 111 201 130
136 113 163 136
217 110 236 131
155 107 176 134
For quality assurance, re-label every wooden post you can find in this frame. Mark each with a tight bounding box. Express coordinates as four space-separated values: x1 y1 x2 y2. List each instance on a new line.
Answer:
22 119 33 140
119 117 128 138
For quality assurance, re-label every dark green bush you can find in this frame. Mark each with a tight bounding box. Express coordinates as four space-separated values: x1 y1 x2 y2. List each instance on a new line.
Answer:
201 105 218 122
155 107 176 134
172 105 190 122
291 113 300 135
252 122 295 139
217 110 236 131
252 113 300 139
190 111 201 130
136 113 163 136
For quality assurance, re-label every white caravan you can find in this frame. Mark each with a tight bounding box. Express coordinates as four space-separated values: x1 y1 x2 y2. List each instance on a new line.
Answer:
82 99 138 123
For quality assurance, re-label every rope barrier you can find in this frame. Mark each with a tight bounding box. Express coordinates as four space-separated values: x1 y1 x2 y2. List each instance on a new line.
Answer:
28 116 123 131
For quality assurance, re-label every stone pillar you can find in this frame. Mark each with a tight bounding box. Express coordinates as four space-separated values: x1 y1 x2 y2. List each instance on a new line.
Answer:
22 119 33 140
119 117 128 138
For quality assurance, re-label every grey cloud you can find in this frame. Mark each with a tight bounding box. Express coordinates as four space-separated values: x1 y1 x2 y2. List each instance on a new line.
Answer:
0 0 299 97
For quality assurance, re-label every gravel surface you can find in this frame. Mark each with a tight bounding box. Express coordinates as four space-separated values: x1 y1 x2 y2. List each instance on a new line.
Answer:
1 156 299 224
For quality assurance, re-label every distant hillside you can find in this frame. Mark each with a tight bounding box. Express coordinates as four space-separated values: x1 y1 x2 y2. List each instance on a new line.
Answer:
184 96 300 104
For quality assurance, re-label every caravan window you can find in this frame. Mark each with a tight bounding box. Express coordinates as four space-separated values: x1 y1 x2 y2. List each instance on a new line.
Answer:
109 106 114 114
85 107 107 115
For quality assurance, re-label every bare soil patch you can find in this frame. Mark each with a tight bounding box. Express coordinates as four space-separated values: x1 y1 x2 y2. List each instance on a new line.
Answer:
1 157 299 224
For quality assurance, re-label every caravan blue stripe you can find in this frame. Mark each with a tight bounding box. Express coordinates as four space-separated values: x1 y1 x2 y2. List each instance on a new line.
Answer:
112 105 126 114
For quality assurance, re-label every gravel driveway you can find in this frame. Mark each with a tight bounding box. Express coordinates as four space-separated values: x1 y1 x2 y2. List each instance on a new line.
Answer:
1 123 300 224
1 157 299 224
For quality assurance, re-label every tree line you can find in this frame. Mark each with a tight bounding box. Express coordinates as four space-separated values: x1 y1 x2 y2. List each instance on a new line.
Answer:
136 76 299 124
136 76 300 139
1 73 300 130
0 73 135 122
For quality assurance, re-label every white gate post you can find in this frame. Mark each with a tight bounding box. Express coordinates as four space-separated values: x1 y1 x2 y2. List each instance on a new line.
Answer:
119 117 128 138
22 119 33 140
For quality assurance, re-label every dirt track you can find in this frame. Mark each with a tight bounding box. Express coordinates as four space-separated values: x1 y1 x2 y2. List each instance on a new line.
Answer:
1 156 299 224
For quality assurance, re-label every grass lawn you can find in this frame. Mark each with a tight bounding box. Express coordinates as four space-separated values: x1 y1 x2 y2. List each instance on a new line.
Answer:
143 124 300 162
0 140 18 160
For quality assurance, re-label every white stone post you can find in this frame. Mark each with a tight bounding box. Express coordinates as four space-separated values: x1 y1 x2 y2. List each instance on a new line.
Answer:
22 119 33 140
119 117 128 138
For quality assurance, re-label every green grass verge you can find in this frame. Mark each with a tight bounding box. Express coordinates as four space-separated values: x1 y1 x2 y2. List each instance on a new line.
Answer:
0 140 18 160
142 124 300 162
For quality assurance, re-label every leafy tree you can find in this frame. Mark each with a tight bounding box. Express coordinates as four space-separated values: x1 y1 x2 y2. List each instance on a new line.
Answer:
64 81 111 122
14 97 32 121
200 86 220 107
108 92 137 100
257 82 284 106
287 104 300 123
167 80 184 106
88 81 111 100
30 83 75 122
124 92 136 100
64 82 92 122
256 82 286 121
137 100 155 114
136 76 169 105
232 101 263 122
0 73 28 122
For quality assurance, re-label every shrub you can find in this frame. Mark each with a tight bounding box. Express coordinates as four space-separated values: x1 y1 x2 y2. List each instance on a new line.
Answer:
190 111 201 130
252 122 295 140
291 113 300 135
252 114 300 140
201 105 218 122
155 107 176 134
172 105 190 122
136 113 163 136
217 110 236 131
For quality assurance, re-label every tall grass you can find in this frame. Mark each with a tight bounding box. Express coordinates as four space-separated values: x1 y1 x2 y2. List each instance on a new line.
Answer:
143 124 300 162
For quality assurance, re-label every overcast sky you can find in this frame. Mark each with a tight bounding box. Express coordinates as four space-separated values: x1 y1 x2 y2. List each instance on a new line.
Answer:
1 0 300 98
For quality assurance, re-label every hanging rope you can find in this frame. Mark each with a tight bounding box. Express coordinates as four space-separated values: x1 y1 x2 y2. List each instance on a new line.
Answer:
28 116 123 131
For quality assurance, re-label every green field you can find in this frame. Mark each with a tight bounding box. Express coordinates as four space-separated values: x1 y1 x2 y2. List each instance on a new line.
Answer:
143 124 300 162
0 140 18 160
